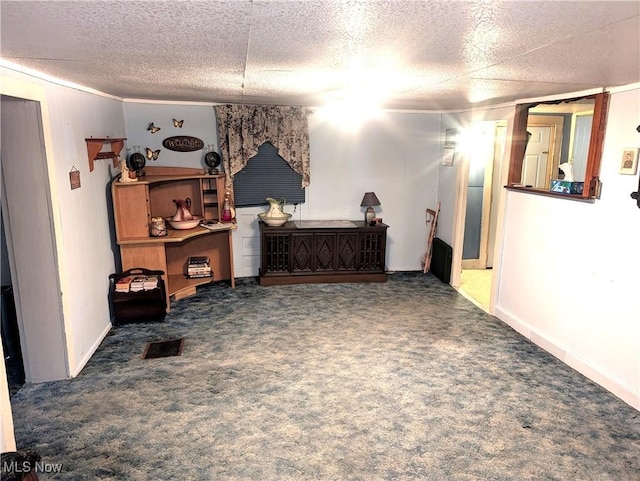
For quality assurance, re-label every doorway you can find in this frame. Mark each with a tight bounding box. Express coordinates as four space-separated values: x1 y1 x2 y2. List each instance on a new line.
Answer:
1 211 25 397
457 121 507 312
1 94 68 385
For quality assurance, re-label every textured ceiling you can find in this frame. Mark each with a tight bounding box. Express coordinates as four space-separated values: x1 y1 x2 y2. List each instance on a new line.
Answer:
1 0 639 110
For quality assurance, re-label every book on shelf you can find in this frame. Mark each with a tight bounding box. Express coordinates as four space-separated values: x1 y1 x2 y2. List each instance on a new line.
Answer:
187 273 213 279
129 275 147 292
186 255 212 278
117 274 160 293
188 267 210 273
143 275 159 290
187 268 212 277
115 275 134 293
188 256 210 267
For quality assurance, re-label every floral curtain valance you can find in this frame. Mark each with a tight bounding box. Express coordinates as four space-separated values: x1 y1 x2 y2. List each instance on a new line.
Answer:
214 104 312 188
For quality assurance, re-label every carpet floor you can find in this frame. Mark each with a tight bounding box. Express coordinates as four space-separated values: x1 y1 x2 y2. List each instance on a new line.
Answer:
8 272 640 480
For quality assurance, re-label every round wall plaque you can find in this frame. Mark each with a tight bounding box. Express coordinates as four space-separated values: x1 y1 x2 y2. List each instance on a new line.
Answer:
162 136 204 152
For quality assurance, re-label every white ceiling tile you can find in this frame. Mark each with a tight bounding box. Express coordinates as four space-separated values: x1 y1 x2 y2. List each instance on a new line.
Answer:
1 0 638 109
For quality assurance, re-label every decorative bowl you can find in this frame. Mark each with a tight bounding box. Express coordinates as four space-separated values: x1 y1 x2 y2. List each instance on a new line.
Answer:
166 216 203 230
258 212 292 226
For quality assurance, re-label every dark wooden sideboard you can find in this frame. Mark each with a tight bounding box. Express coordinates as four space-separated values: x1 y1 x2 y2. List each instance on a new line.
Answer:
259 220 388 286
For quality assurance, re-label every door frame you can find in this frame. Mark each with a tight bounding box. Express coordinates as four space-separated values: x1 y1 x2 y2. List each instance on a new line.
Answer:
461 122 497 270
0 78 70 379
451 118 509 313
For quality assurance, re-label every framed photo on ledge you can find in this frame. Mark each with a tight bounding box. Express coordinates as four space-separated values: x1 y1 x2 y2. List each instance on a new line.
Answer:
619 148 639 175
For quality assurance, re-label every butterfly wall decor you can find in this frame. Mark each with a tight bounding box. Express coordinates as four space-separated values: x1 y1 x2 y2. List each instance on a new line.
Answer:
147 122 161 134
145 148 161 160
173 119 184 128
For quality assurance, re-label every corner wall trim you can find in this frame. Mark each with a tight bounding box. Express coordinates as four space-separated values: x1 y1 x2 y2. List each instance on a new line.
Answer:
70 322 111 378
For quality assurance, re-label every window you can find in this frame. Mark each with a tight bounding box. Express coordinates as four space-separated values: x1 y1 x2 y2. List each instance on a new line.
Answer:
507 92 609 200
232 142 306 207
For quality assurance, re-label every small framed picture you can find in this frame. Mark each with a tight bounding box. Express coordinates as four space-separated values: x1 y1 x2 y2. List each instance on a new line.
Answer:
441 148 455 166
620 148 639 175
444 128 458 149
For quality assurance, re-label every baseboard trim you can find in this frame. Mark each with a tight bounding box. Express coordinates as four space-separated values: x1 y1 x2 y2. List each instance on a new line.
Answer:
565 353 639 411
494 305 639 411
69 322 111 378
493 306 531 339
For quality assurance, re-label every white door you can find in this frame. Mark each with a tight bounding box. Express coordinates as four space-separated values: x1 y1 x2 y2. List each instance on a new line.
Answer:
522 126 550 188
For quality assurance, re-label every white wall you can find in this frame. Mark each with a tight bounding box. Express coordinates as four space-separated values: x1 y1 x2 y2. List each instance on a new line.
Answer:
304 111 442 271
47 85 127 376
121 104 444 274
437 112 469 248
122 102 219 170
232 111 443 274
495 86 640 409
1 66 126 378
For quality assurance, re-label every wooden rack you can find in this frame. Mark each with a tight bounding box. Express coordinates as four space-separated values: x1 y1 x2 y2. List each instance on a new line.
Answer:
86 137 126 172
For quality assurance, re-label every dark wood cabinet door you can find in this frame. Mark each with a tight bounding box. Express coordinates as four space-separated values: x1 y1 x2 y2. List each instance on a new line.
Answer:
291 233 313 272
359 232 385 270
337 233 358 271
264 233 290 273
314 234 336 271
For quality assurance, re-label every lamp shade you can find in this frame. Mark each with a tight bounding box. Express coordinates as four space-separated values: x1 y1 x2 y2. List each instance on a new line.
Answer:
360 192 381 207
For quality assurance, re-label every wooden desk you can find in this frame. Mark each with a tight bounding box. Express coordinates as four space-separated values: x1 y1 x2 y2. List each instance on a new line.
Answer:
111 166 235 309
259 220 388 286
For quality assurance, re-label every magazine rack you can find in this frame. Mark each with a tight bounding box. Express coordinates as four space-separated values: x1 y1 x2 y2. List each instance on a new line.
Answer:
109 268 166 325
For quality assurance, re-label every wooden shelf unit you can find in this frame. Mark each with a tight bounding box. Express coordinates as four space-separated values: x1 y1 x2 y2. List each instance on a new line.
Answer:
86 137 126 172
111 166 235 309
201 176 222 222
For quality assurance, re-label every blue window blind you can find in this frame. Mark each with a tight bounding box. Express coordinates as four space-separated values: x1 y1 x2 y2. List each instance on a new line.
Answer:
233 142 306 207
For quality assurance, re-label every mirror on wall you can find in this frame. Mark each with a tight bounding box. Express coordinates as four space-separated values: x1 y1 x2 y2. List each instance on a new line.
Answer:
508 92 609 199
524 98 594 188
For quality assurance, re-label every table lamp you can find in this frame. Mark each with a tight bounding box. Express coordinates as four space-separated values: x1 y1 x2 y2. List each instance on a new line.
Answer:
360 192 381 224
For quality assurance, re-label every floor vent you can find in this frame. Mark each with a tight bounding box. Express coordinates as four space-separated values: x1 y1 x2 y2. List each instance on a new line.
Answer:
142 338 185 360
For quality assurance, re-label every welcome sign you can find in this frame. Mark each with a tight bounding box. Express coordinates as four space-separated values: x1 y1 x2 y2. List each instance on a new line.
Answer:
162 136 204 152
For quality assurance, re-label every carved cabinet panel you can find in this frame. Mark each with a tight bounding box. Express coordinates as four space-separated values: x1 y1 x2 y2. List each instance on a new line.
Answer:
291 234 313 272
337 233 358 271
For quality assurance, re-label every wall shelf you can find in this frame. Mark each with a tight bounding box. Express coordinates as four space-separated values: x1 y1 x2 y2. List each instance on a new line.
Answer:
86 137 126 172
